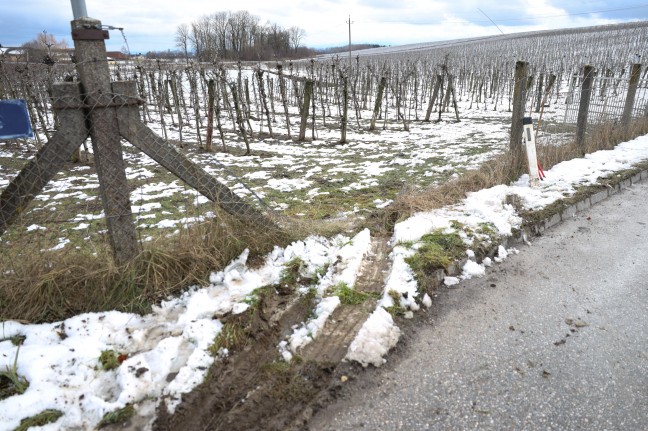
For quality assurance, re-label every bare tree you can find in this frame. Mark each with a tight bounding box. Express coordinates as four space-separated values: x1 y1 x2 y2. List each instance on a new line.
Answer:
211 12 230 58
21 31 69 63
288 26 305 52
175 23 191 63
184 10 309 61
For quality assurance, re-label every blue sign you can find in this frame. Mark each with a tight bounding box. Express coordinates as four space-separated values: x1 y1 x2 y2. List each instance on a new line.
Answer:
0 99 34 139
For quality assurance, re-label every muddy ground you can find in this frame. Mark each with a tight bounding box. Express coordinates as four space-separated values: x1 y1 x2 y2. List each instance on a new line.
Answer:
150 238 395 431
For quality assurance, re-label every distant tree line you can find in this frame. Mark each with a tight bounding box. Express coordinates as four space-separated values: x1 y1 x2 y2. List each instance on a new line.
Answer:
176 10 314 62
143 49 187 60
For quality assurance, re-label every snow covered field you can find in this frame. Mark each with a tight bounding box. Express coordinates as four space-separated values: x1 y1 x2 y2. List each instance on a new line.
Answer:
3 130 648 430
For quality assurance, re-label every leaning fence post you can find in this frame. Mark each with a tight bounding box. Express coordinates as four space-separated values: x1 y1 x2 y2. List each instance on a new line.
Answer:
576 65 595 153
510 61 529 173
621 63 642 127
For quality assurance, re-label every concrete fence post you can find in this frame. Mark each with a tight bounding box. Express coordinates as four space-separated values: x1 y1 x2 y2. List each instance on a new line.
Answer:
621 63 642 127
576 65 595 153
72 17 139 264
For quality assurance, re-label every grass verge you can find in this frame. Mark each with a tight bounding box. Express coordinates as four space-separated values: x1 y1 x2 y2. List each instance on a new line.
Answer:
0 211 293 323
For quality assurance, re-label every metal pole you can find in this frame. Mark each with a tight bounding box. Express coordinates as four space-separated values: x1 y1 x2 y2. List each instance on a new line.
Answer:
70 0 88 19
347 15 352 72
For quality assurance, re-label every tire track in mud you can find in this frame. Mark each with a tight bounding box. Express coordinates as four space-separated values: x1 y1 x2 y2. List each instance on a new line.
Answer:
300 238 390 365
151 236 393 431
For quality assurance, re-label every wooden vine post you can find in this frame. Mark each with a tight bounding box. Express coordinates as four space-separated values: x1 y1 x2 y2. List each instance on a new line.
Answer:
510 61 529 174
277 64 292 138
369 76 386 131
206 78 215 152
298 80 314 141
575 65 595 153
340 74 348 143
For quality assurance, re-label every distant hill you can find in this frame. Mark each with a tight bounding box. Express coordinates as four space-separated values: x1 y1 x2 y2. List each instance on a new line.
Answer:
315 20 648 60
315 44 384 55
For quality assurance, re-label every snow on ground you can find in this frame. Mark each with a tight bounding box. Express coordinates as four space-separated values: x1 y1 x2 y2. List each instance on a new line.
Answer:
2 133 648 428
0 230 371 431
345 307 401 368
344 133 648 367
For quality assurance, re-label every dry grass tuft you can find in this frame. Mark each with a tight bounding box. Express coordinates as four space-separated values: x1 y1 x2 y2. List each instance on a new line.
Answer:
0 210 292 323
383 118 648 227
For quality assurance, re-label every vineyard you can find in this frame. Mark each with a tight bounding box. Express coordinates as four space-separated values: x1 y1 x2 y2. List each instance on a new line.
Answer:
1 21 648 314
3 17 648 431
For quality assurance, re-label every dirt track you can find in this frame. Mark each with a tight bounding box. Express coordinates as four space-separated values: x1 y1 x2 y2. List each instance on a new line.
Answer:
151 238 392 431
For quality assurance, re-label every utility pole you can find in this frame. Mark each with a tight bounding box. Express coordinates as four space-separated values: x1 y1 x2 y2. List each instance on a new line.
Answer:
347 15 353 72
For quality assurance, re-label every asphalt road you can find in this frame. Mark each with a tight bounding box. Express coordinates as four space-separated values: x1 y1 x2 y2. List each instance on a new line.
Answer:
309 181 648 430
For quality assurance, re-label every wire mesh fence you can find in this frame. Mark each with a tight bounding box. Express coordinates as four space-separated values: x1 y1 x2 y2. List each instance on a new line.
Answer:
1 49 648 268
537 66 648 146
0 58 285 266
563 73 648 124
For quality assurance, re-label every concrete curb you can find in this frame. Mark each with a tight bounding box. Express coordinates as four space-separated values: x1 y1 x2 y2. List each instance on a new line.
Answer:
523 169 648 236
417 167 648 296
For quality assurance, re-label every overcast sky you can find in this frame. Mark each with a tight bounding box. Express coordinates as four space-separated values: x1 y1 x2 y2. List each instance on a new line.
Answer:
2 0 648 53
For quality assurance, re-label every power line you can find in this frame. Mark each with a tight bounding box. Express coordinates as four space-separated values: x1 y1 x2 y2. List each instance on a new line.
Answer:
478 8 505 34
371 3 648 25
478 3 648 23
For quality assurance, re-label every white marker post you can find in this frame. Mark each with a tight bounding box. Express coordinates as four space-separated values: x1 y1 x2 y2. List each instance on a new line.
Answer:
523 117 540 187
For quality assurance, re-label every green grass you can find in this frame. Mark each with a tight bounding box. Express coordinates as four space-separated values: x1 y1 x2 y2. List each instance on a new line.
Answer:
209 322 247 354
243 285 274 308
332 283 379 305
0 346 29 400
384 291 407 316
405 229 468 292
13 409 64 431
279 257 305 289
99 350 120 371
97 404 135 428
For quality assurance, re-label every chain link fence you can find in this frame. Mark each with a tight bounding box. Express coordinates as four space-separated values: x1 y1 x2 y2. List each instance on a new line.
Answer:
536 66 648 146
0 56 285 267
2 50 648 267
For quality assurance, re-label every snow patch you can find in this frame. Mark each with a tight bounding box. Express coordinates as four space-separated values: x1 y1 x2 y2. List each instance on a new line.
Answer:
346 307 401 367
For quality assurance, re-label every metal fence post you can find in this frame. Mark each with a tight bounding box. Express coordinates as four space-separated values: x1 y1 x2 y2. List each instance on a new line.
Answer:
576 65 595 154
